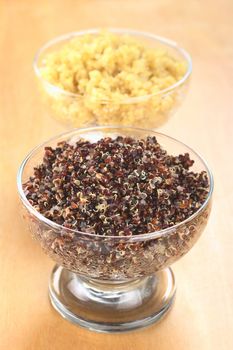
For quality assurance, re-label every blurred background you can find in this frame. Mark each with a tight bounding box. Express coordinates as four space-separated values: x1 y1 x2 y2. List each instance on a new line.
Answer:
0 1 232 349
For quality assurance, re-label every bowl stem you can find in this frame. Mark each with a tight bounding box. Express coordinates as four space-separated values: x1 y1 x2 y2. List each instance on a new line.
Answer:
49 264 176 332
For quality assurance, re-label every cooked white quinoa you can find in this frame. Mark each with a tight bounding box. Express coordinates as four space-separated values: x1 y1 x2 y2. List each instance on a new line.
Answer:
39 31 188 127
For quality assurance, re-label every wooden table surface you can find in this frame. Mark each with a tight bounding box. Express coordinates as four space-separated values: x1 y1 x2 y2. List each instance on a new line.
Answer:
1 1 233 349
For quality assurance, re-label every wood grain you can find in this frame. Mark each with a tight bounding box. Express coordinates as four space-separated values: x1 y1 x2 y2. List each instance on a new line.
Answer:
0 1 233 349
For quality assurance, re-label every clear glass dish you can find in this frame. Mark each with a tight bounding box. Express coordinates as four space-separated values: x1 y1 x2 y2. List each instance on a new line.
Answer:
33 29 192 129
17 126 213 333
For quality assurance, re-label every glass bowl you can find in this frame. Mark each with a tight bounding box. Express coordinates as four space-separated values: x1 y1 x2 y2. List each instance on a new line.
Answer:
17 126 213 333
33 29 192 129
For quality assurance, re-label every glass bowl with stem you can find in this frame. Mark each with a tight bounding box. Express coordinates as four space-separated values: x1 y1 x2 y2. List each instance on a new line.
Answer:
17 126 213 333
33 29 192 129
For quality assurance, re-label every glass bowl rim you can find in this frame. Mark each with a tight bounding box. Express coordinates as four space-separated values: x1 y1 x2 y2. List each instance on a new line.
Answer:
17 126 213 242
33 28 192 104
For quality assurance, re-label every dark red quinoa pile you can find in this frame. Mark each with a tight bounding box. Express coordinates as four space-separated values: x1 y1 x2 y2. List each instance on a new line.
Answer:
23 136 209 236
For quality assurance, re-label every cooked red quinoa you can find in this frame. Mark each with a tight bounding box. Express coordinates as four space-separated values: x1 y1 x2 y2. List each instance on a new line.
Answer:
23 136 209 236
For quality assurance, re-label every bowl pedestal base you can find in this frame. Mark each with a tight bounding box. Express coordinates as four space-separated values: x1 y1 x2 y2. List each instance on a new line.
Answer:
49 265 176 333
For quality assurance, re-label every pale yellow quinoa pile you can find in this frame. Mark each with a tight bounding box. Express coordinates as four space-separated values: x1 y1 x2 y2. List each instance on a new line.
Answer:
39 31 188 127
